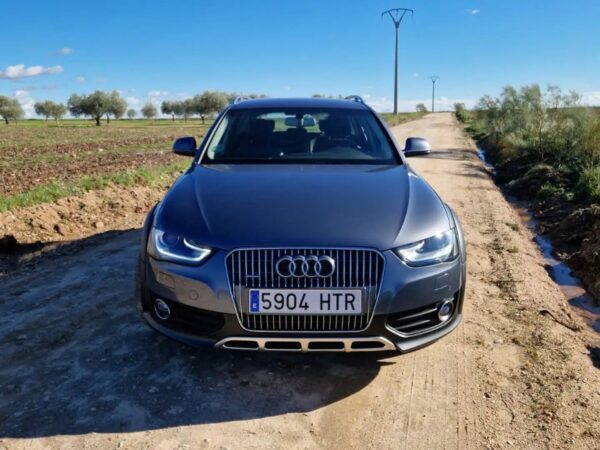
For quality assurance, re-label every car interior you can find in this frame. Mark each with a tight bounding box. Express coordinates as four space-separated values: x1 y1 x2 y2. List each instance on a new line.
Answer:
205 109 397 162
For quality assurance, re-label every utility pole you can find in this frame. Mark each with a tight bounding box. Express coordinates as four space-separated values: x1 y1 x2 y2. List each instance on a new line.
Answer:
429 76 439 113
382 8 414 115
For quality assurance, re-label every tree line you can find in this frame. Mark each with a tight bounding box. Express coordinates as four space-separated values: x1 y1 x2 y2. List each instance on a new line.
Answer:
0 90 267 125
160 92 267 122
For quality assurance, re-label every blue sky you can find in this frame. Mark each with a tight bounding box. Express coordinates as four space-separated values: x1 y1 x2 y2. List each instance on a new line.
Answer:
2 0 599 116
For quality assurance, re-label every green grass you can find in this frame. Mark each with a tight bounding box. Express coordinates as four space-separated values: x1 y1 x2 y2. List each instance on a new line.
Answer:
7 118 212 128
380 112 426 127
0 160 189 212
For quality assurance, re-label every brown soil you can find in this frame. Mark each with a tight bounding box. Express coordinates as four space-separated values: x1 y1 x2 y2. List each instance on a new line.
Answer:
0 122 206 196
0 113 599 450
1 149 178 196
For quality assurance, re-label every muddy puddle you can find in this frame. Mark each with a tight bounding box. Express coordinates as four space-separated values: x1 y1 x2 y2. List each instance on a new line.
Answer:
477 148 600 333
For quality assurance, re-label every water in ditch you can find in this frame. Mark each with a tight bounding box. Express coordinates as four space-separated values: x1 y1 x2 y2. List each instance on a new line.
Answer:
476 148 600 333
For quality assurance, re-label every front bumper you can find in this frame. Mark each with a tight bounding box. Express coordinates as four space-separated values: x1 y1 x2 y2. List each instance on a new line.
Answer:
136 206 467 353
142 309 463 353
138 251 465 353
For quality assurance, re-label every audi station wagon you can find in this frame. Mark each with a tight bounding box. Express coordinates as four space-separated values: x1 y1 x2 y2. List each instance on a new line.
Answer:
135 96 466 352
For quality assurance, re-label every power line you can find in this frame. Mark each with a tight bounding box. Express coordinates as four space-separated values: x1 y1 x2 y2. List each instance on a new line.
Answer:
381 8 414 115
429 76 440 113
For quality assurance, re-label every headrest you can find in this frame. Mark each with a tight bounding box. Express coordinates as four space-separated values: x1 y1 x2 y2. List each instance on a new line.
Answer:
252 119 275 135
319 115 350 138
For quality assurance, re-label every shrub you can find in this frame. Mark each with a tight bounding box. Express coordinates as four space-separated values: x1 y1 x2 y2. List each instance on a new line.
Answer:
575 167 600 203
416 103 428 113
453 102 471 122
537 183 574 201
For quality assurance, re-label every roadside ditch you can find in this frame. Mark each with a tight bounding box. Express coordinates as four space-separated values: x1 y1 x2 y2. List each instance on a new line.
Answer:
476 149 600 334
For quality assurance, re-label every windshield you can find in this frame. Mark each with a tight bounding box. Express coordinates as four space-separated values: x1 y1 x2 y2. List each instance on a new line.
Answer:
201 107 400 164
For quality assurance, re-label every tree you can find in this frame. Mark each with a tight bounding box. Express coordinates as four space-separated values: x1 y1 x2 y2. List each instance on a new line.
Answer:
171 101 185 120
193 91 229 123
127 109 136 119
416 103 428 113
141 103 157 119
67 94 85 118
0 96 24 124
35 100 66 123
161 101 176 121
68 91 112 126
182 98 196 121
34 101 52 120
50 103 67 123
106 90 127 123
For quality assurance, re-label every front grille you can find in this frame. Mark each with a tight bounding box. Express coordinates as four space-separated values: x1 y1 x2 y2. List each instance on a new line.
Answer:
226 248 384 332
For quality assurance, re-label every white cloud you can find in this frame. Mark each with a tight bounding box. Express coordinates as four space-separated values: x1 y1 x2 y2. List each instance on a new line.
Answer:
366 96 476 113
76 76 85 82
0 64 63 80
582 91 600 106
147 90 169 98
18 84 60 92
468 9 480 15
51 47 73 56
125 96 142 108
14 90 36 118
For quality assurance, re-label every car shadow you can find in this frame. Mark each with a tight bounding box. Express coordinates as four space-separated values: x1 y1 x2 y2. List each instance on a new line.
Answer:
0 229 395 438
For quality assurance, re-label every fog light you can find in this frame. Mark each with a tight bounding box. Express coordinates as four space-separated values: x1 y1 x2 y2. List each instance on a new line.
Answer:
154 298 171 320
437 300 454 322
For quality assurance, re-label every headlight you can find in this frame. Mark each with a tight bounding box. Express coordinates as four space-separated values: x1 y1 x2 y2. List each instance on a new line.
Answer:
394 229 458 267
147 227 211 265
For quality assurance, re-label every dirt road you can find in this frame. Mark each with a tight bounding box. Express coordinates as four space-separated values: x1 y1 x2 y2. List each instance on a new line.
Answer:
1 113 599 450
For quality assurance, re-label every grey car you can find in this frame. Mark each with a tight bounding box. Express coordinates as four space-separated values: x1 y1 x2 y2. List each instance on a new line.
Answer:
135 96 466 352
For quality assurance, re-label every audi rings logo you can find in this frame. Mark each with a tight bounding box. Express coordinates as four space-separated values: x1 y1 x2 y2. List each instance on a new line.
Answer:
275 255 336 278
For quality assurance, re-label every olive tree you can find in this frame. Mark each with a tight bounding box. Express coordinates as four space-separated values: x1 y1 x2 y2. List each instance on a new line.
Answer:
193 91 229 123
0 96 24 124
416 103 428 113
171 101 185 120
68 91 111 126
34 101 52 120
161 100 175 121
182 98 196 121
141 103 157 119
127 109 136 119
106 91 127 123
34 100 66 123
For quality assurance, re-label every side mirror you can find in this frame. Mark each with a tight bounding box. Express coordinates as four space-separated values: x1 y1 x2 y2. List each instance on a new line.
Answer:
172 136 197 156
403 137 431 156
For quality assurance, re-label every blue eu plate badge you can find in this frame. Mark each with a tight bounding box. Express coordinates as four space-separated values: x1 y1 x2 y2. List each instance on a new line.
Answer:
250 290 260 313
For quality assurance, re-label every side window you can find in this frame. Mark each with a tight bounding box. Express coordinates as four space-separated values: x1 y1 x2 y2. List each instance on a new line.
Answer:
206 115 230 159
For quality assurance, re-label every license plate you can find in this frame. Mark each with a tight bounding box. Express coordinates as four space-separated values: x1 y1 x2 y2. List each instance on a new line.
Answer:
248 289 362 315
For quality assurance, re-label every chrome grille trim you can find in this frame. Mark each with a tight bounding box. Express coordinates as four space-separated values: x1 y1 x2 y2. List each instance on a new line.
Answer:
225 248 385 333
215 336 396 352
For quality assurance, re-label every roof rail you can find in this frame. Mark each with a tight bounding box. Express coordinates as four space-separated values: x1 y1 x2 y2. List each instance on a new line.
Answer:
344 95 366 105
230 96 248 105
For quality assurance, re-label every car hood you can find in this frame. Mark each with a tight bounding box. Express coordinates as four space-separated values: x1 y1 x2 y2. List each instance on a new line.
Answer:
154 164 451 250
